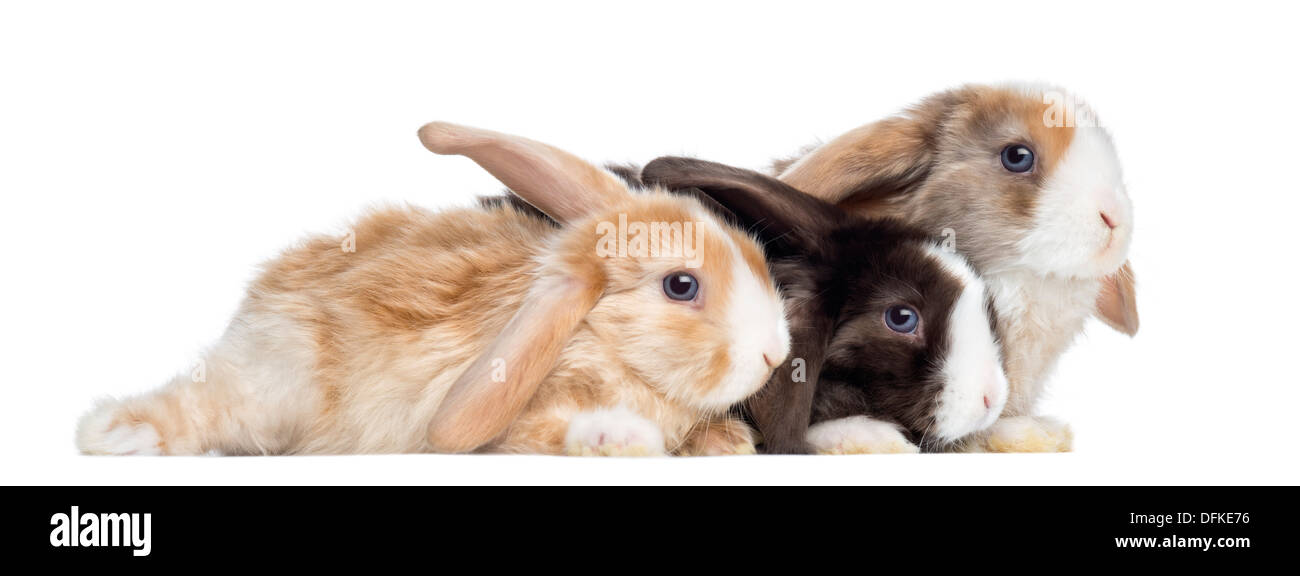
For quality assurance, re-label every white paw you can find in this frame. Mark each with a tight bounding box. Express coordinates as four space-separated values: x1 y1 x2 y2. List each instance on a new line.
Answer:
564 407 666 457
807 416 919 454
76 401 163 456
981 415 1073 453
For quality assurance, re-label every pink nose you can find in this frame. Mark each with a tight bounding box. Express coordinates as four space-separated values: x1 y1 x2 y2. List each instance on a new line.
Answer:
762 352 780 369
762 337 788 369
983 395 991 409
1100 211 1117 230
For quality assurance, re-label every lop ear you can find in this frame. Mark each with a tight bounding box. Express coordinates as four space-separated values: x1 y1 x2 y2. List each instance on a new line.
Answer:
427 270 604 453
745 307 835 454
641 156 844 255
777 93 956 212
418 122 628 223
1096 260 1139 336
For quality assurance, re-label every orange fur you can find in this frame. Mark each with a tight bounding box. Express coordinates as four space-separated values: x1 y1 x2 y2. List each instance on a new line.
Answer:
1096 260 1139 336
77 125 785 456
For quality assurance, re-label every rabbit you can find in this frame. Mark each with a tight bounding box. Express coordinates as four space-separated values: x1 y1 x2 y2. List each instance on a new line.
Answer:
75 122 791 457
641 157 1009 454
771 83 1138 452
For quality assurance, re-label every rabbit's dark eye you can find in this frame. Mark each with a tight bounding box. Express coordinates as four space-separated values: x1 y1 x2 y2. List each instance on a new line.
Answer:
1000 144 1035 173
663 273 700 301
884 305 920 334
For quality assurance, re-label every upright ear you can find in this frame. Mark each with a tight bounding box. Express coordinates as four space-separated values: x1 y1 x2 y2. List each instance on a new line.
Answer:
641 156 844 255
776 93 954 211
1096 260 1139 336
418 122 628 223
427 270 604 453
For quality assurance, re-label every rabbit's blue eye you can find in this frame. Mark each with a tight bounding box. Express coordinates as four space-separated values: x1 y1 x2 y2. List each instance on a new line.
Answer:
663 273 699 301
1000 144 1035 173
884 305 920 334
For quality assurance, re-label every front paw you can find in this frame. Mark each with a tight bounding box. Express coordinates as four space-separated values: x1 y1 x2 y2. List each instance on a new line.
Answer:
807 416 919 454
564 407 666 457
678 418 758 456
979 415 1073 453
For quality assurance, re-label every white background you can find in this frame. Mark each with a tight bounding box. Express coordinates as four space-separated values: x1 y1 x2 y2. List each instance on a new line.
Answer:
2 1 1296 485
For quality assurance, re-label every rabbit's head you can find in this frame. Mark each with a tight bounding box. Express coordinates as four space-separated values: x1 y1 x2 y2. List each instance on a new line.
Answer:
777 83 1138 335
418 123 789 452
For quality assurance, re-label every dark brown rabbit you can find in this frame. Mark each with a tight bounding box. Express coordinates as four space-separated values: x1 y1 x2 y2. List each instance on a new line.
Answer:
642 157 1009 453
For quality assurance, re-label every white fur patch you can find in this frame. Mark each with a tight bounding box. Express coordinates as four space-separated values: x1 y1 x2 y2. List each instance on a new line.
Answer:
1016 94 1132 279
807 416 919 454
76 400 163 456
564 406 666 457
697 216 790 410
983 269 1099 414
923 245 1009 443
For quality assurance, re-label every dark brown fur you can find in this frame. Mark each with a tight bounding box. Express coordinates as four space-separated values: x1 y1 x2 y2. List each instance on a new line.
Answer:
642 157 967 453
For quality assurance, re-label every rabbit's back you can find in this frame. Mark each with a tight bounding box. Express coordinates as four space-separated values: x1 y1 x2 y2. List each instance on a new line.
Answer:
228 203 556 453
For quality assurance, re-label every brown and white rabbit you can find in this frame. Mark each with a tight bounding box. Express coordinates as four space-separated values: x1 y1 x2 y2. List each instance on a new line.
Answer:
773 83 1137 452
75 122 790 456
642 157 1009 454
